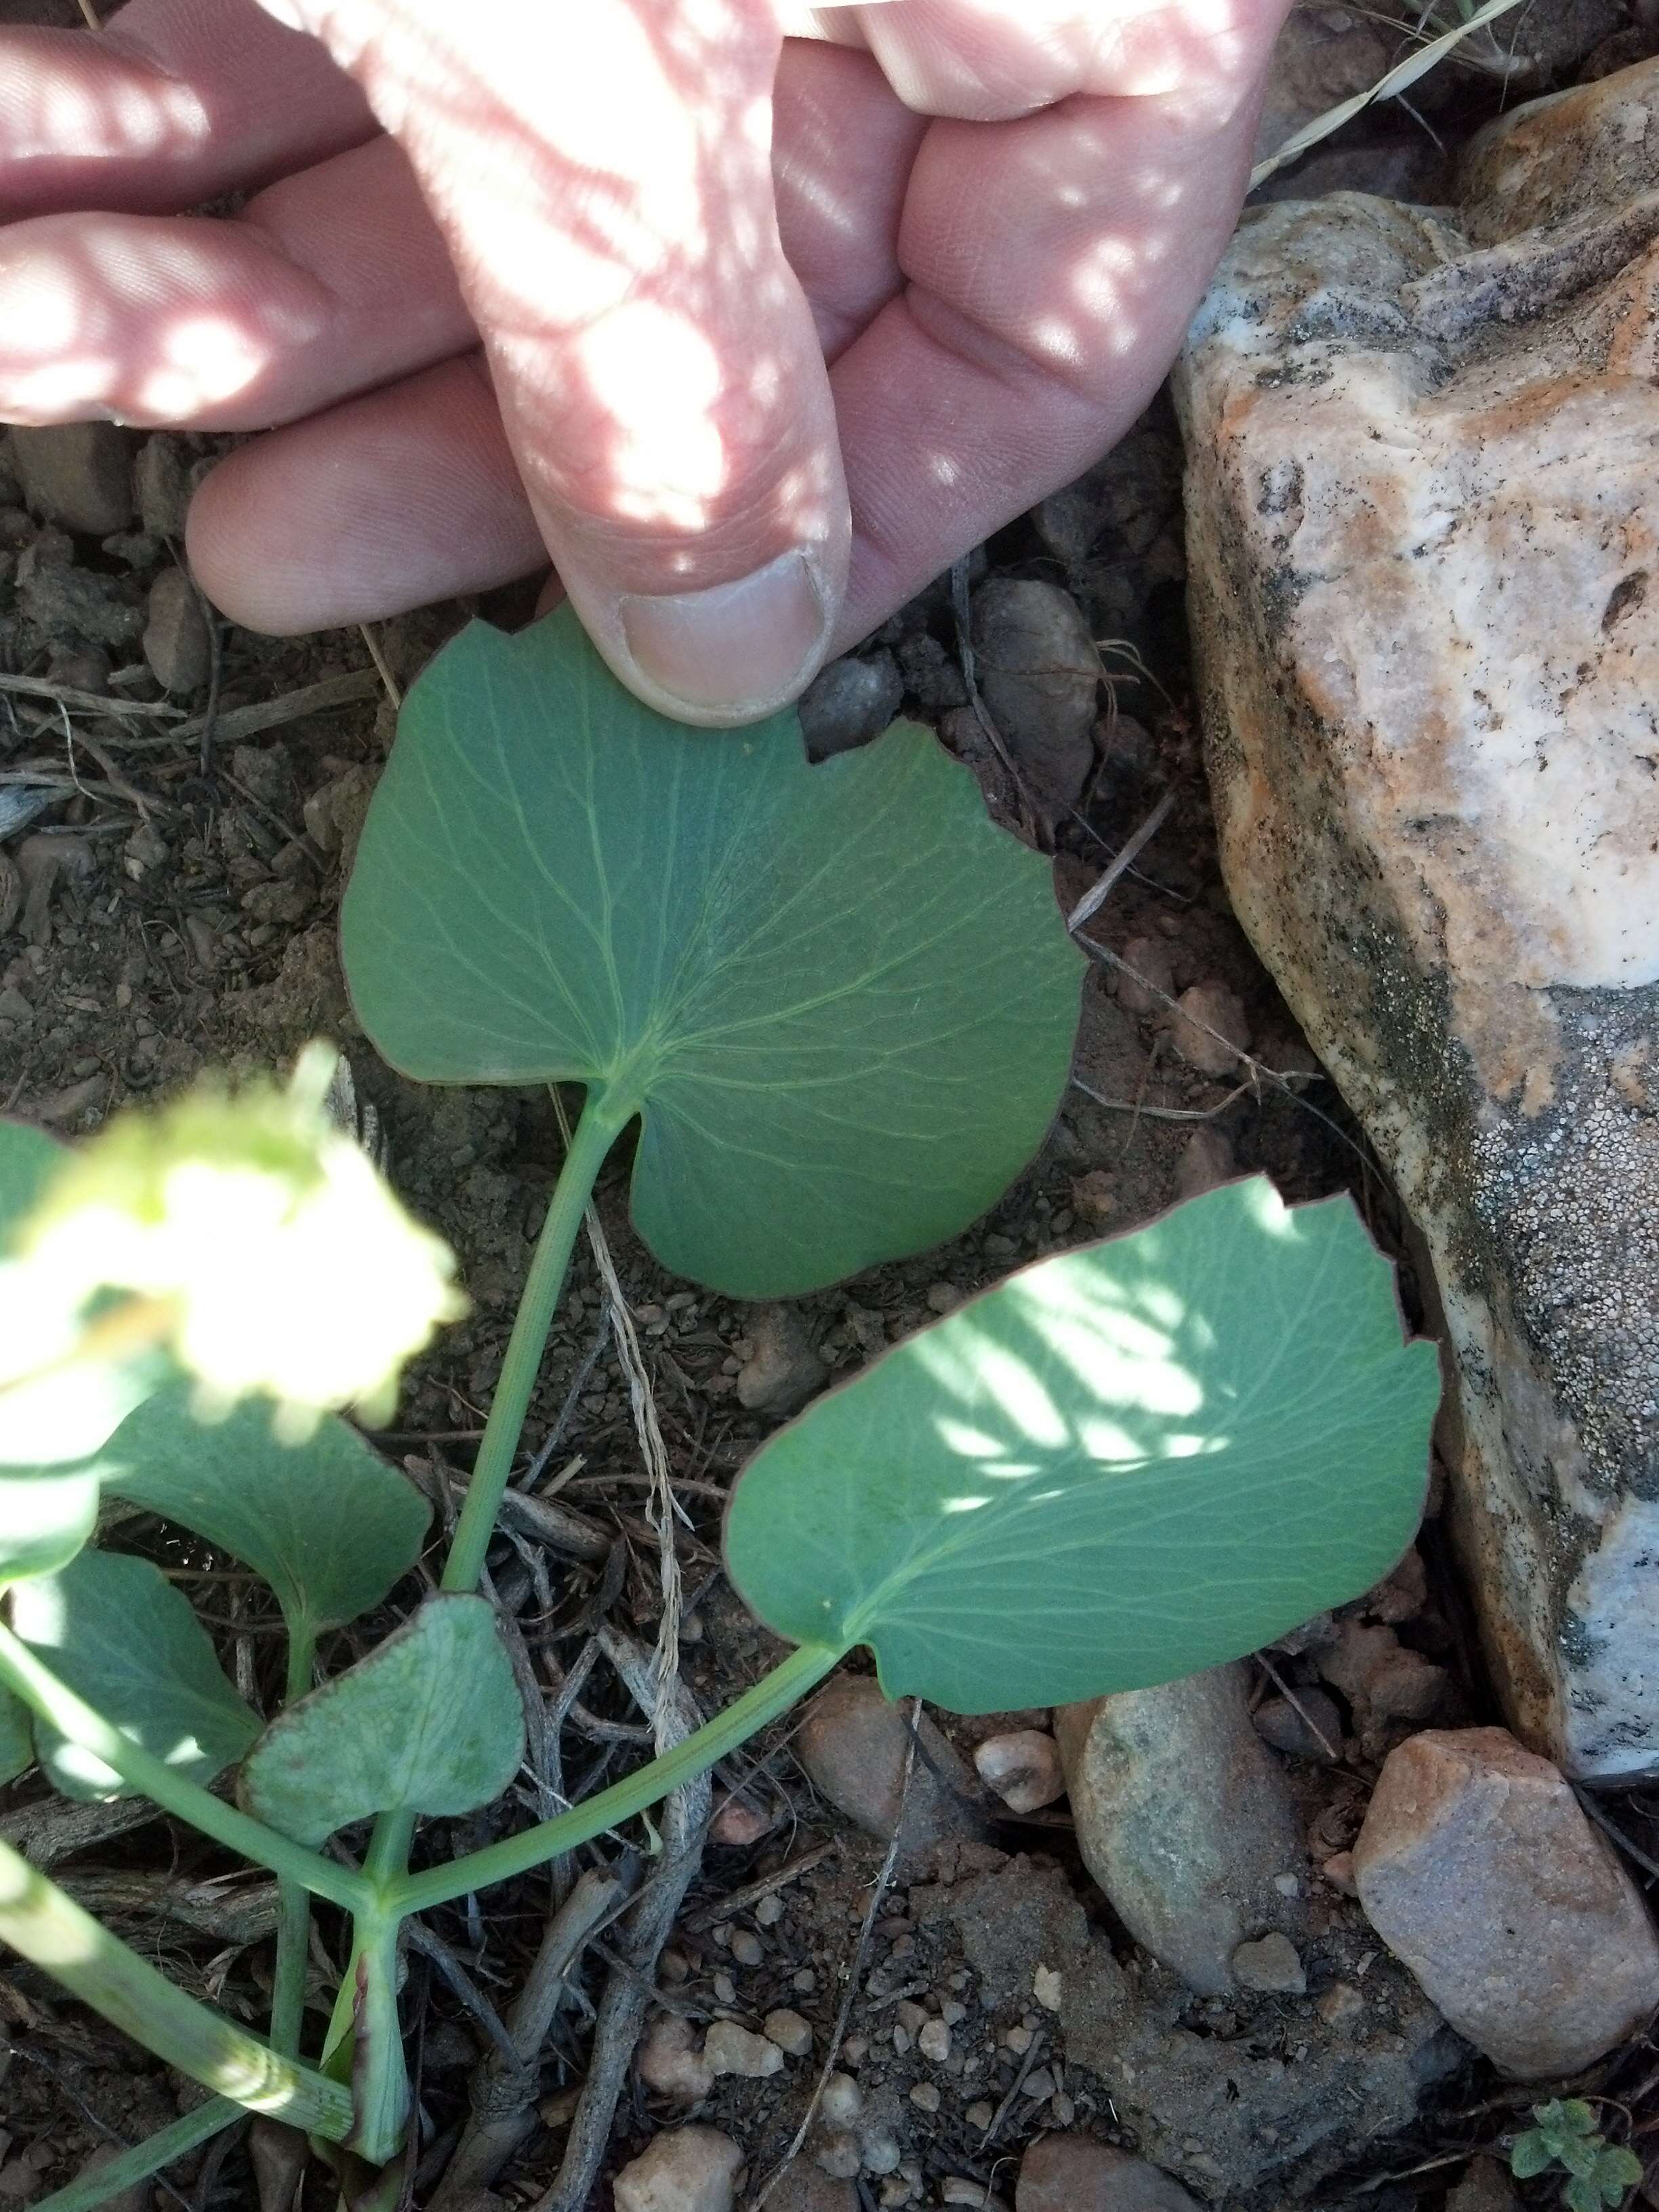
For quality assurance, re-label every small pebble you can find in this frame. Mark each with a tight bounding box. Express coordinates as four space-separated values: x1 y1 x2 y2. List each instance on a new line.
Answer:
941 2180 1008 2211
729 1928 764 1967
1003 2025 1033 2054
820 2072 863 2127
1322 1851 1359 1896
710 1799 772 1848
974 1729 1065 1814
712 1972 736 2005
1023 2068 1057 2102
909 2083 941 2114
861 2129 902 2177
613 2125 742 2212
1032 1965 1062 2012
1231 1932 1307 1995
1253 1688 1343 1761
637 2013 714 2102
703 2020 783 2079
918 2018 951 2064
940 1999 967 2027
926 1282 964 1314
793 1967 817 1993
756 1893 785 1928
1168 981 1251 1078
142 567 211 694
1317 1982 1365 2029
897 2001 928 2035
816 2134 863 2182
764 2008 813 2057
965 2101 994 2131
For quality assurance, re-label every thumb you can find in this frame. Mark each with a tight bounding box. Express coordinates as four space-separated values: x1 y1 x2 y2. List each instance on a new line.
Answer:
256 0 846 724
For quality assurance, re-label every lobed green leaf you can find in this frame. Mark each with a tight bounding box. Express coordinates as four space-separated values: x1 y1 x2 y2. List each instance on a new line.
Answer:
11 1551 260 1799
726 1177 1440 1713
239 1594 523 1845
340 605 1083 1298
100 1385 430 1640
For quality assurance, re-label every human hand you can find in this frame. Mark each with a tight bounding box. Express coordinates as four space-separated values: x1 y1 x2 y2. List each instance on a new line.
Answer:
0 0 1290 724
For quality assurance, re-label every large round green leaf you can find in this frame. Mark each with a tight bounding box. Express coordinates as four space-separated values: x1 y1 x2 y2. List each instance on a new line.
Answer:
725 1179 1441 1713
239 1594 523 1845
340 606 1083 1298
11 1550 260 1799
101 1385 430 1641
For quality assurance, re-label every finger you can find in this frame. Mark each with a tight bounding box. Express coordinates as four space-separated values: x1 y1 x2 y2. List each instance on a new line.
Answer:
254 0 850 725
0 134 471 426
186 354 546 628
810 0 1263 117
829 7 1287 643
0 0 374 217
771 39 923 358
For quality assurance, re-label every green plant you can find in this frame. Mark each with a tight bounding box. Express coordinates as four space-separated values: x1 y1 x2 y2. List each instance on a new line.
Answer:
0 607 1441 2209
1513 2102 1645 2212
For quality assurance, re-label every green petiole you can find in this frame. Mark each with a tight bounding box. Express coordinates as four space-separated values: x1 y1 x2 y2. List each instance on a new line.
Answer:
31 2102 244 2212
0 1840 352 2140
440 1092 624 1595
388 1640 840 1917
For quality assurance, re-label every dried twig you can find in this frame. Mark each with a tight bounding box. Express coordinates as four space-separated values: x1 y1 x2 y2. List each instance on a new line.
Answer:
431 1866 626 2209
1065 789 1176 933
0 674 181 718
527 1628 712 2212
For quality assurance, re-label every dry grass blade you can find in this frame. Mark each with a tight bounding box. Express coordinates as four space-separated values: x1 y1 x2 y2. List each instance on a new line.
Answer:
1250 0 1530 187
552 1090 684 1750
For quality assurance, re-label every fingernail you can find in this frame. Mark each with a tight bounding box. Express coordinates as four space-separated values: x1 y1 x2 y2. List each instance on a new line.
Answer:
618 550 829 718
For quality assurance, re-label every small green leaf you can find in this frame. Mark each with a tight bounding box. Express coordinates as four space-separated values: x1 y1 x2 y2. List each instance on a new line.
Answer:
240 1595 523 1845
1553 2104 1601 2138
11 1551 260 1799
1512 2135 1554 2180
1599 2150 1645 2200
0 1463 101 1586
1560 2141 1604 2181
726 1178 1440 1712
1568 2179 1601 2212
340 605 1083 1298
100 1385 430 1639
0 1685 32 1786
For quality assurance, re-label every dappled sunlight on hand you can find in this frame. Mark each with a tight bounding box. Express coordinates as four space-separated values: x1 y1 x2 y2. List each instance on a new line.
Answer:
0 0 1292 717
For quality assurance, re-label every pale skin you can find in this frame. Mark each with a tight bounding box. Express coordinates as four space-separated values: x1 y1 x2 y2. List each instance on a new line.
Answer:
0 0 1290 724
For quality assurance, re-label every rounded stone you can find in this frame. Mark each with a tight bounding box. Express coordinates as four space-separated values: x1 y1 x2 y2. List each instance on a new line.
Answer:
1354 1726 1659 2075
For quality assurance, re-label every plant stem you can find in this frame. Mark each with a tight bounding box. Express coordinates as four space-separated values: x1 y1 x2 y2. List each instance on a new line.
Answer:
389 1641 840 1917
0 1622 369 1916
32 2101 243 2212
269 1622 317 2058
0 1840 352 2140
441 1094 621 1595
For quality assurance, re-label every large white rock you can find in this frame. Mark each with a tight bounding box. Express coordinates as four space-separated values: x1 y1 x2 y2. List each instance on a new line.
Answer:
1175 62 1659 1777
